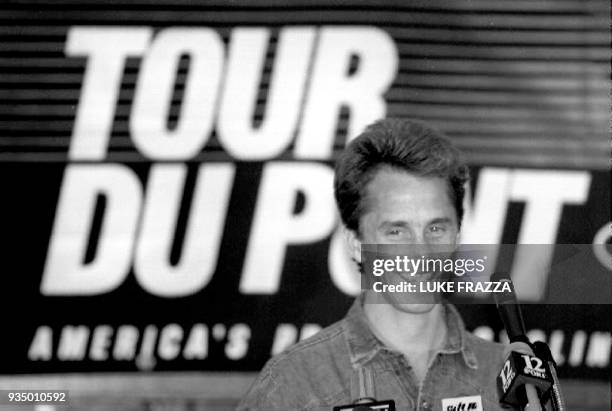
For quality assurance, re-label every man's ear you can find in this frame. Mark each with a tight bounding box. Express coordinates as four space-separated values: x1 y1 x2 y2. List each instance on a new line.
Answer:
343 226 362 263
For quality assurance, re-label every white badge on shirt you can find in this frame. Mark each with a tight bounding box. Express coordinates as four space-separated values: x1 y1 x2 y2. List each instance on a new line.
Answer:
441 395 483 411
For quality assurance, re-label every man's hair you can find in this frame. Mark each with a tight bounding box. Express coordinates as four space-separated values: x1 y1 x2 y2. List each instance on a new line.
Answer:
334 118 470 234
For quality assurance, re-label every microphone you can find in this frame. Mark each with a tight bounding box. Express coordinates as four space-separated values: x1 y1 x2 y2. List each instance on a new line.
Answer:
492 277 529 344
498 341 552 408
533 341 567 411
493 276 552 409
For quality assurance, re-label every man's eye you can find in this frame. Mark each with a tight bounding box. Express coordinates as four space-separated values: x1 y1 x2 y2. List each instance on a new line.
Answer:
429 225 446 234
388 228 402 236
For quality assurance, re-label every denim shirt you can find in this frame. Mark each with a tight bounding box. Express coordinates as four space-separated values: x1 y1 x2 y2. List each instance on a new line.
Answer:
238 297 515 411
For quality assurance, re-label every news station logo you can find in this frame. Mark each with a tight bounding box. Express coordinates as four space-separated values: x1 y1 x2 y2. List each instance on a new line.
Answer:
497 351 553 407
499 359 517 393
500 354 549 394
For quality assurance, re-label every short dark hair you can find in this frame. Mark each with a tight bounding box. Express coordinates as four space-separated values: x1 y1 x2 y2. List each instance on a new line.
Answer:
334 118 470 234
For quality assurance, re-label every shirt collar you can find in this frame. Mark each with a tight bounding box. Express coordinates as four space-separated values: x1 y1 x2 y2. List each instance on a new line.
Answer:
343 295 478 370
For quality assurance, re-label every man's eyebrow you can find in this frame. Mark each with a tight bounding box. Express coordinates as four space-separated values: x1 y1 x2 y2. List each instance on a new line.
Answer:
378 217 455 228
428 217 453 225
379 220 410 228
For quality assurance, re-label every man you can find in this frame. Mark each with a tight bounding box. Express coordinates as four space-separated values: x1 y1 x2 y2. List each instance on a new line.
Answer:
238 119 509 410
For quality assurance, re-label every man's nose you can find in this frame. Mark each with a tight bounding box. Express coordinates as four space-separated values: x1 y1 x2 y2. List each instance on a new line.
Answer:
408 241 432 258
411 232 434 247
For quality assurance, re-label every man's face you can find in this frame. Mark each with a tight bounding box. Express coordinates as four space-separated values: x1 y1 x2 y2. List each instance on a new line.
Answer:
350 166 460 313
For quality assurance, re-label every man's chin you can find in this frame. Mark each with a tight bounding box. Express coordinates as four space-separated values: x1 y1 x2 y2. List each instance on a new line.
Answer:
381 292 440 313
393 302 438 314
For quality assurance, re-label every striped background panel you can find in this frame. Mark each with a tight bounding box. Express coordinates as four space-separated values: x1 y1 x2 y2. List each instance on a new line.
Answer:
0 0 608 168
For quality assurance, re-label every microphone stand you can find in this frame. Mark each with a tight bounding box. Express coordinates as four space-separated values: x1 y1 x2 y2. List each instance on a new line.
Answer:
533 341 567 411
493 275 564 411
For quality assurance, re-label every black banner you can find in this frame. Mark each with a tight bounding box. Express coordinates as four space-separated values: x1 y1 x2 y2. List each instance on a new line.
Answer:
0 0 609 389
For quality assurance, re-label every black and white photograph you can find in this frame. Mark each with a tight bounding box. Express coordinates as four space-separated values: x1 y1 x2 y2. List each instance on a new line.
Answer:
0 1 609 410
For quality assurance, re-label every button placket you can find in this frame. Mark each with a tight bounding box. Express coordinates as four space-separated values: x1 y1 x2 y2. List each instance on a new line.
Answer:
385 353 417 411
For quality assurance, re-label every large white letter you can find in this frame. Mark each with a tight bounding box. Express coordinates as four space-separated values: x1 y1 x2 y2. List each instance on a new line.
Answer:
67 27 151 160
217 27 315 159
41 165 142 295
459 168 513 290
510 171 590 300
240 163 336 293
134 163 234 297
295 27 398 159
461 168 512 244
28 326 53 361
131 29 224 160
511 171 590 244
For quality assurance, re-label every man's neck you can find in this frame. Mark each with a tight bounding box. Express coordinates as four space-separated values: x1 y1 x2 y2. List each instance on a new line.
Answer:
361 295 449 384
363 300 447 354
